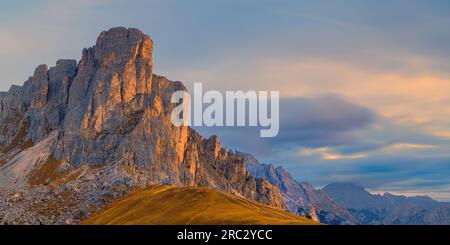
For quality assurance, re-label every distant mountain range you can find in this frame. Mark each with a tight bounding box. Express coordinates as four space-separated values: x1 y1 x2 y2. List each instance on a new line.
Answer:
244 153 450 224
0 27 447 225
324 183 450 224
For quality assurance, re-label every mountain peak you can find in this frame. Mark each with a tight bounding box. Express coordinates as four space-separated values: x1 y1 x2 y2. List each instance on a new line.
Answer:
93 27 153 68
33 64 48 77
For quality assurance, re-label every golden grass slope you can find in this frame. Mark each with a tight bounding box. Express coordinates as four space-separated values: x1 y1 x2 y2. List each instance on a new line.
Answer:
82 185 319 225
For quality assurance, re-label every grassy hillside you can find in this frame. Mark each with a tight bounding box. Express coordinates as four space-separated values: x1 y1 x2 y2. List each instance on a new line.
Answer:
82 185 319 225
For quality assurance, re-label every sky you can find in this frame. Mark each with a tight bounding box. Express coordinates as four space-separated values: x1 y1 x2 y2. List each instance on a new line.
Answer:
1 0 450 200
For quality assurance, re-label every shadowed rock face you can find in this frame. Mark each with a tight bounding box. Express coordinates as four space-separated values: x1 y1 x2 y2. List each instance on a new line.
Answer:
0 59 77 146
0 27 284 224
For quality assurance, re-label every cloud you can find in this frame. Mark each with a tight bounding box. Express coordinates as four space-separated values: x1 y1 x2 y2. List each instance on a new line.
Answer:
292 139 439 163
381 143 436 153
431 131 450 139
276 95 377 147
297 147 330 156
278 137 450 201
297 147 368 160
322 153 368 160
195 94 378 156
0 0 117 90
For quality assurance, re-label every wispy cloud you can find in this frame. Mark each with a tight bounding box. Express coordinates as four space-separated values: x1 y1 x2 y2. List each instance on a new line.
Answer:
431 131 450 139
297 147 368 160
381 143 436 153
322 153 368 160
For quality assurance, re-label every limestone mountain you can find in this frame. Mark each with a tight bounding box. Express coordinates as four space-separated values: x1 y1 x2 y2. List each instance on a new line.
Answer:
0 27 284 224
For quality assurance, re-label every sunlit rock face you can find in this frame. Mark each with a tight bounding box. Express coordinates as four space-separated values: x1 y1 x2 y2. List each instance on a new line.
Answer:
54 27 155 166
0 27 285 224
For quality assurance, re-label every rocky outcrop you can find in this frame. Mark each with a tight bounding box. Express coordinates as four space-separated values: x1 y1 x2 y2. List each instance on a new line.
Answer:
245 153 357 224
0 58 77 149
0 85 26 146
0 27 284 224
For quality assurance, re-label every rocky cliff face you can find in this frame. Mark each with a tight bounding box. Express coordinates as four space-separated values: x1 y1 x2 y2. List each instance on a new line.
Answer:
244 153 357 224
0 27 283 224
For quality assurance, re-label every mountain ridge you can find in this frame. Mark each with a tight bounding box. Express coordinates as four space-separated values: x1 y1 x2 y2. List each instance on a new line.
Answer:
323 182 450 224
82 185 318 225
244 151 449 225
244 153 357 224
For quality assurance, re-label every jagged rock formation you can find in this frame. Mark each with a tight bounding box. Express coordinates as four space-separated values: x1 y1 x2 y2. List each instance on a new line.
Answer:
0 27 284 224
324 183 450 225
245 153 357 224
